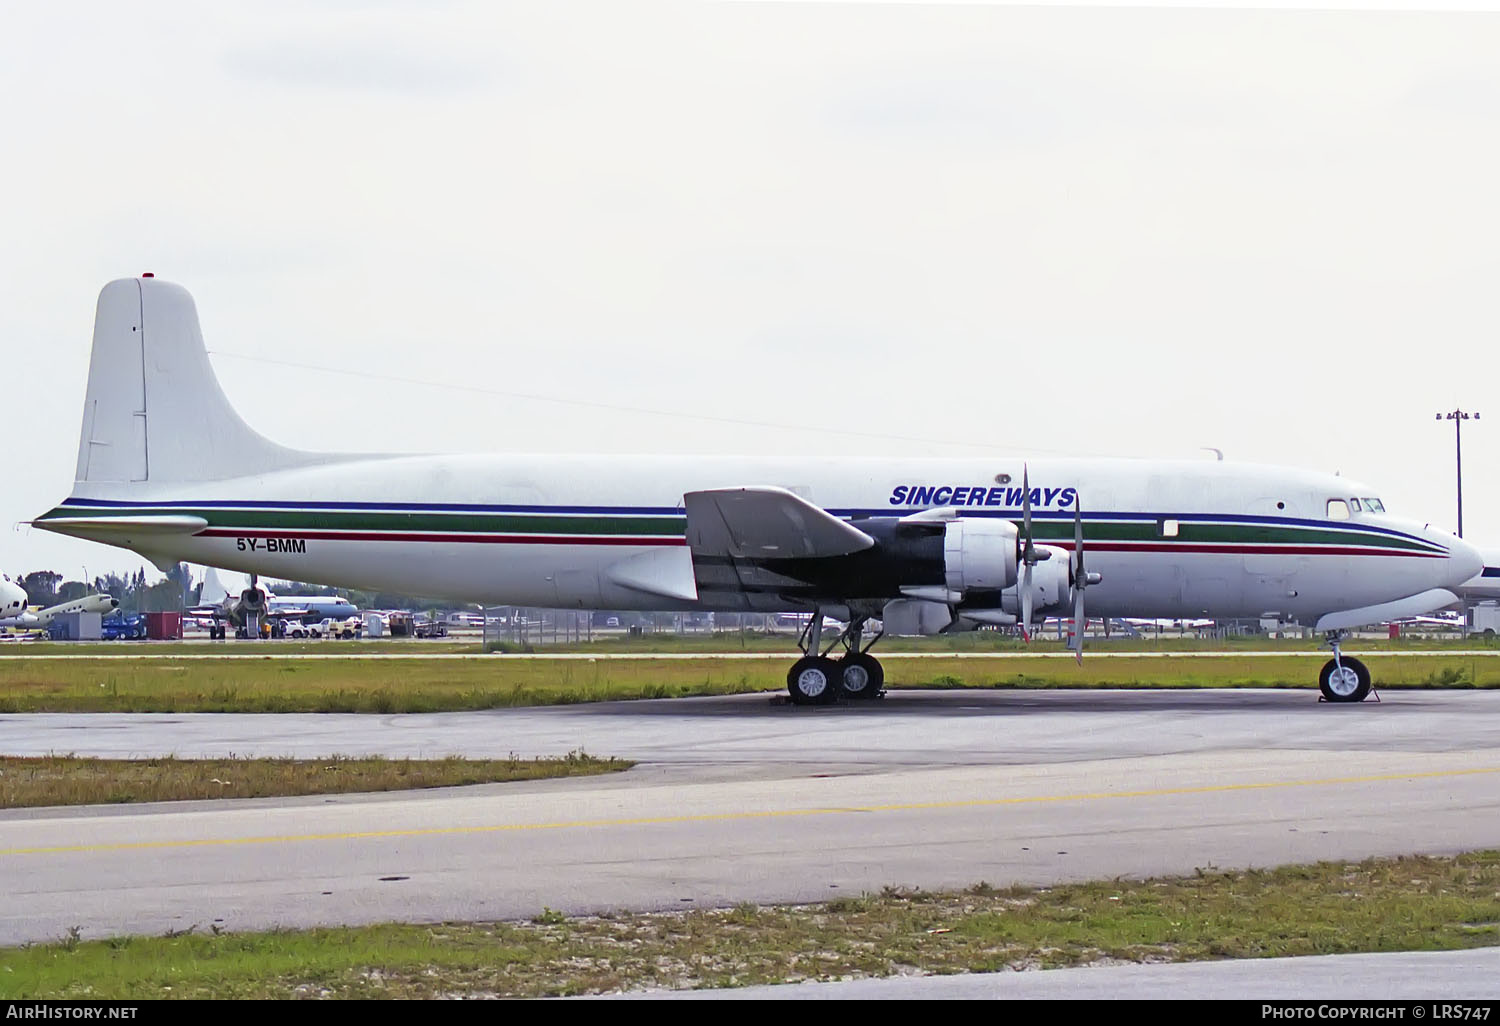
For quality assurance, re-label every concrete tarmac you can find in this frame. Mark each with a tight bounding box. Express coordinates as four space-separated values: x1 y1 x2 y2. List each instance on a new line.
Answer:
618 947 1500 1000
4 688 1500 956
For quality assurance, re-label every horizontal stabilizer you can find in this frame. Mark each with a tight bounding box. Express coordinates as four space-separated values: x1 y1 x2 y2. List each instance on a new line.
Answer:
605 547 699 603
34 514 208 541
683 487 874 559
1314 588 1459 632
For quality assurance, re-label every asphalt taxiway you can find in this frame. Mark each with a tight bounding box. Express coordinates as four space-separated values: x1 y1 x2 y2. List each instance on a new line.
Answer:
3 688 1500 952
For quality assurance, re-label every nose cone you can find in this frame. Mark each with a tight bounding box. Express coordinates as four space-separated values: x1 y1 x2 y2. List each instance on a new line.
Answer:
1436 531 1484 589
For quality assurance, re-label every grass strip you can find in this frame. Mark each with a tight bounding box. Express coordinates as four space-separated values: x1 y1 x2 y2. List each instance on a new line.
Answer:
4 851 1499 998
0 753 630 809
6 632 1499 657
0 653 1497 713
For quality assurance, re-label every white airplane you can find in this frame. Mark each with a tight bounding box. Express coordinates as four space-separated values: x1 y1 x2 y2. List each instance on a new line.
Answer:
192 567 358 638
0 575 28 621
32 276 1484 703
1452 548 1500 605
269 592 358 621
0 592 120 630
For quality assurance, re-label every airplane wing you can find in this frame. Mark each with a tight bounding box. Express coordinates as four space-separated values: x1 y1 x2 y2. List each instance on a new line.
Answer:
683 487 873 559
1315 588 1459 633
678 487 875 611
607 487 876 606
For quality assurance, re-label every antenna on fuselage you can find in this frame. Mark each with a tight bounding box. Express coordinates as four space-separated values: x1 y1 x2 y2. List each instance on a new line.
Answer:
1202 447 1224 461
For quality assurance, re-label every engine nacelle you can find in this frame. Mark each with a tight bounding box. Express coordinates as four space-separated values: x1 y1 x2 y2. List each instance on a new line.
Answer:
1001 546 1071 617
233 586 268 624
881 598 955 636
943 518 1019 594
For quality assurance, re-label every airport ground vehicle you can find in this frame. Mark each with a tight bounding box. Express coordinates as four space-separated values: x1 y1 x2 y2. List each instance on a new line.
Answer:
314 617 362 639
1470 604 1500 638
99 613 147 641
413 619 448 638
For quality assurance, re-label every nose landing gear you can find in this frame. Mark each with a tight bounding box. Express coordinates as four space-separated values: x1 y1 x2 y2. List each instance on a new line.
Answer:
1319 630 1374 703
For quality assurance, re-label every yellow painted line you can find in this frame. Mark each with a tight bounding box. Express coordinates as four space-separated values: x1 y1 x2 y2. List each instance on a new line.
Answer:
5 764 1498 858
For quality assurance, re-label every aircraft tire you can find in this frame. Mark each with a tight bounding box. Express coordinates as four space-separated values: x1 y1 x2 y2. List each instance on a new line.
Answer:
837 652 884 699
788 656 839 705
1319 656 1371 703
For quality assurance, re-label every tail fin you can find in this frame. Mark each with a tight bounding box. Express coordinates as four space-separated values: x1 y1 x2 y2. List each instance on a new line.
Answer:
199 567 231 606
73 277 328 486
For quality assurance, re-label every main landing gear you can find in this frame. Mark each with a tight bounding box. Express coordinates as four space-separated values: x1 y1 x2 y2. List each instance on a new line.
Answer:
1319 630 1374 703
786 611 886 706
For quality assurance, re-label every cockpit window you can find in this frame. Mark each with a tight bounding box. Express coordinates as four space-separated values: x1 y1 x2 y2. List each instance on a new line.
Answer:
1349 498 1362 512
1363 497 1385 513
1327 499 1350 520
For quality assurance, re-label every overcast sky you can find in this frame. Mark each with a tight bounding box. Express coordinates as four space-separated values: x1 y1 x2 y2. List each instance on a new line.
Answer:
4 1 1499 582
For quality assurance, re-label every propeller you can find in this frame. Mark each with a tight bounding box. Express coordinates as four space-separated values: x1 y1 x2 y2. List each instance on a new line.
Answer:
1019 465 1036 641
1067 495 1103 664
1069 499 1085 663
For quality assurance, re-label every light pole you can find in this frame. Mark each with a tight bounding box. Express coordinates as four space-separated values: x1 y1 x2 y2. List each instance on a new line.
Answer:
1436 408 1479 537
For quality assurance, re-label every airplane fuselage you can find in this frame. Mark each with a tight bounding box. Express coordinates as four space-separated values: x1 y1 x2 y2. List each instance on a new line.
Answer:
37 453 1466 624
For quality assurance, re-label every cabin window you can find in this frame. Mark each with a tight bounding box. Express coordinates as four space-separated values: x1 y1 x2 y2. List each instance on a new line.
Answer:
1326 499 1350 520
1158 518 1180 538
1349 498 1362 512
1363 497 1385 513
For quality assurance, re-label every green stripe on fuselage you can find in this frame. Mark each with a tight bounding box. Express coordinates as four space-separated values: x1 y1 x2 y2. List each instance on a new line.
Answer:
39 506 686 537
1025 519 1438 552
39 504 1439 551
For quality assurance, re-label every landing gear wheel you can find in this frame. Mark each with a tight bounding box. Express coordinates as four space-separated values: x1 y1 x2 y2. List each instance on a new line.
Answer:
837 652 884 700
788 656 839 705
1319 656 1371 703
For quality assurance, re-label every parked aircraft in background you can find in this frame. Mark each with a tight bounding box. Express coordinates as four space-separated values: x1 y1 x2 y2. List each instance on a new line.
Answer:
1452 548 1500 605
0 592 120 630
192 567 303 639
191 567 357 638
32 276 1484 703
271 592 358 621
0 575 26 621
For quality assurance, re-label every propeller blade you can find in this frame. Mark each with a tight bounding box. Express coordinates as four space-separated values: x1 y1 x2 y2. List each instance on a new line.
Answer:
1068 493 1091 663
1020 560 1033 642
1072 498 1084 581
1021 464 1034 563
1070 583 1085 665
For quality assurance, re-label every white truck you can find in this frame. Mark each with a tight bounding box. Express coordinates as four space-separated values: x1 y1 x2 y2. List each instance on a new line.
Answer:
1469 603 1500 638
314 616 363 640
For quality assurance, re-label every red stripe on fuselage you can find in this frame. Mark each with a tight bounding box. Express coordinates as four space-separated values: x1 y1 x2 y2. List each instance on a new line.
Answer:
194 530 1442 557
196 529 687 546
